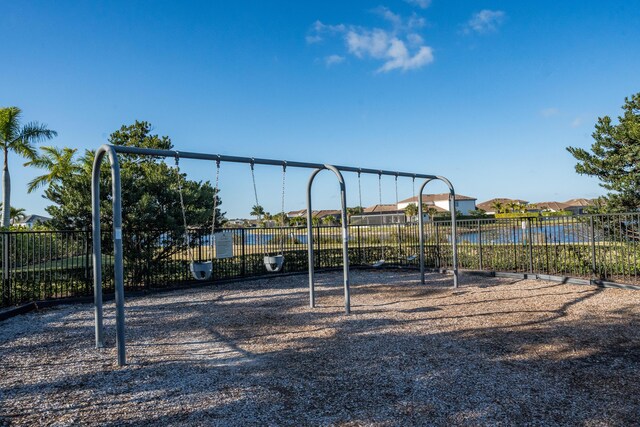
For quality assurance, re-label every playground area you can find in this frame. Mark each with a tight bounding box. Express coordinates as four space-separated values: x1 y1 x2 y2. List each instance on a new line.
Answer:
2 270 640 425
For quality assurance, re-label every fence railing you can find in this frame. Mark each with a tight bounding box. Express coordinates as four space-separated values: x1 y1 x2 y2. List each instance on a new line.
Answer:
2 212 639 308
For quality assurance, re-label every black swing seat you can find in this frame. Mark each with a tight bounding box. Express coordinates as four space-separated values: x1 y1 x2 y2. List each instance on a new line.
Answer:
372 259 386 268
190 261 213 281
264 255 284 272
406 255 417 261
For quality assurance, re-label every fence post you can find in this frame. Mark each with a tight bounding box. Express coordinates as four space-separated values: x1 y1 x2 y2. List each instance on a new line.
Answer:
512 223 517 271
477 219 483 270
315 225 320 268
590 216 597 278
84 228 90 282
2 233 10 306
527 218 534 273
397 223 402 261
241 228 246 276
357 225 362 264
435 221 440 268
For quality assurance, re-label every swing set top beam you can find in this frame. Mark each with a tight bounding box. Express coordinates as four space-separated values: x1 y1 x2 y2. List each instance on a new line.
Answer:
107 145 447 182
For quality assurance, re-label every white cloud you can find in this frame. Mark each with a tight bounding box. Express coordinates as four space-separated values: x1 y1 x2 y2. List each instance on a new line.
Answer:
404 0 431 9
407 33 424 47
324 55 345 66
345 28 433 72
541 108 560 117
346 29 391 58
464 10 506 34
374 6 403 28
306 20 346 44
378 42 434 72
307 8 433 73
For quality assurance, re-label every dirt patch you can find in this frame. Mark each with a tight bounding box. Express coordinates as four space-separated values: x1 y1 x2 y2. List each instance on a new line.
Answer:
1 270 640 426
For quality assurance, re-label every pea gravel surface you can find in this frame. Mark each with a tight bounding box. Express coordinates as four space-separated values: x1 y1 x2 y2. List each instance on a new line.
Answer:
1 270 640 426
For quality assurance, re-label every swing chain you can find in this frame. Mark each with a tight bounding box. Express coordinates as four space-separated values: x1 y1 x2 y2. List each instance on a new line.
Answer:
174 153 194 263
378 172 385 260
210 158 221 261
280 162 287 226
250 160 260 208
357 170 363 210
395 173 399 207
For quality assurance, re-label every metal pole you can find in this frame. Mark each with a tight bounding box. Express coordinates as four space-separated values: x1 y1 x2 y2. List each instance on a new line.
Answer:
477 219 483 270
590 216 597 278
417 179 432 284
449 191 459 288
306 169 322 308
91 149 105 349
92 145 126 366
2 233 9 306
527 218 534 273
306 166 350 314
324 164 350 315
241 228 246 276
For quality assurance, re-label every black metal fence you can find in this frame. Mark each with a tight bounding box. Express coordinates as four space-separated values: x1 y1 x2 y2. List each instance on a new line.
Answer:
2 213 640 308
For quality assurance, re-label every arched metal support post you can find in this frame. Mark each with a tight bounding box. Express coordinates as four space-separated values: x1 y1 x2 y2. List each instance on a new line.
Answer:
92 144 126 366
307 165 350 314
418 177 459 288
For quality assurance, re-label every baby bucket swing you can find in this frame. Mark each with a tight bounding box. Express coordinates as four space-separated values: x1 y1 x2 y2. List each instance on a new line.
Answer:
174 154 221 281
250 161 287 273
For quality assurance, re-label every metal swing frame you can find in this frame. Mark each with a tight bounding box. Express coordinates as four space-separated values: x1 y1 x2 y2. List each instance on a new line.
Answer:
92 144 459 366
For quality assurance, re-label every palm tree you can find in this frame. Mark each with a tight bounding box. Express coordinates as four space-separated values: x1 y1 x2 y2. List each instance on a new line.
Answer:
491 201 504 214
404 203 418 222
0 204 26 224
10 207 26 223
0 107 57 227
322 216 335 226
250 204 265 222
506 201 520 213
24 146 80 193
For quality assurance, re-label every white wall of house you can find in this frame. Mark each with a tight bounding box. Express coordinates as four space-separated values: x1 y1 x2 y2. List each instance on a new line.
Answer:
398 199 476 214
432 199 476 215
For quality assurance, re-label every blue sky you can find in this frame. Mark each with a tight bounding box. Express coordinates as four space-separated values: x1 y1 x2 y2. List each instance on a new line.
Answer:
2 1 639 218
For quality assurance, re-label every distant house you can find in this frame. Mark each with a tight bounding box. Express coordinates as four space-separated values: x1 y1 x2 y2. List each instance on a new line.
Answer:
351 204 405 225
476 198 529 215
397 194 477 215
563 198 595 215
287 209 341 221
287 209 307 218
533 201 570 213
532 199 595 215
14 214 51 228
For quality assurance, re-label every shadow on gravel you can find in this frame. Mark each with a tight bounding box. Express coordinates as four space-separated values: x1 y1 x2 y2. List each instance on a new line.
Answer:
2 273 640 425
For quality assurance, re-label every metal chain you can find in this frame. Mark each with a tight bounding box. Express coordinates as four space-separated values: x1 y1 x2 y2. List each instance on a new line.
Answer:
412 176 416 201
174 155 194 263
250 161 260 207
358 170 363 209
378 172 383 207
281 163 286 225
279 163 287 255
378 172 384 259
250 161 269 258
395 174 399 206
210 159 220 262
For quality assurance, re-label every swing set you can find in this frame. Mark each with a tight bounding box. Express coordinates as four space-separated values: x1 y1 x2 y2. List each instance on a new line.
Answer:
91 144 460 366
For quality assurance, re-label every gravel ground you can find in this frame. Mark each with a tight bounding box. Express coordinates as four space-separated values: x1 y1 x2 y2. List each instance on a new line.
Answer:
1 270 640 426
